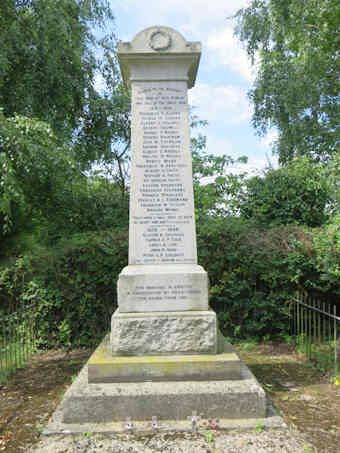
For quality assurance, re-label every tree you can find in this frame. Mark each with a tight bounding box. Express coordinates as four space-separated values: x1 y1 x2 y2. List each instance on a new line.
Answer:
75 81 131 193
0 111 130 243
191 132 248 220
0 0 131 169
234 0 340 164
0 1 132 239
0 1 112 136
237 156 331 227
0 111 76 236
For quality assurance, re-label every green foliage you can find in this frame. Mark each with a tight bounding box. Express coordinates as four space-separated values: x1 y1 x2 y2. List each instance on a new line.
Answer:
0 112 76 237
325 152 340 215
0 231 128 347
191 136 248 219
198 218 293 339
0 0 131 199
76 82 131 178
0 1 338 348
234 0 340 164
1 218 339 346
0 110 129 244
34 176 129 243
0 0 133 246
197 217 339 339
0 0 116 144
313 214 340 288
237 157 331 227
256 420 265 433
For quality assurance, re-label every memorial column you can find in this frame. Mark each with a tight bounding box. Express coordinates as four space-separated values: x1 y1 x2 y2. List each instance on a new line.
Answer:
111 26 217 355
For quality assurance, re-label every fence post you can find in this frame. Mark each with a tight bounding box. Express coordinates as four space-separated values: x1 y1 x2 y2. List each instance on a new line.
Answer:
297 295 300 338
305 297 313 359
335 305 337 378
318 299 321 344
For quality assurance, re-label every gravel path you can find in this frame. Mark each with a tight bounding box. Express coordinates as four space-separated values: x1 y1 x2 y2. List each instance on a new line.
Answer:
29 428 313 453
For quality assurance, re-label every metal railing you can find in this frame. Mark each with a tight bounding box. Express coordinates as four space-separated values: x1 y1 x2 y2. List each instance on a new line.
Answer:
0 304 37 385
290 291 339 377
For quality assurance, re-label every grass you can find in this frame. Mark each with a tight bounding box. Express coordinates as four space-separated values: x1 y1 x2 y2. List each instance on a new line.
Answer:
294 334 340 378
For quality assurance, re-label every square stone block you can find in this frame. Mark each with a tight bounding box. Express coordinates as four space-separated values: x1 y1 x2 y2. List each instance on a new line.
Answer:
117 264 209 313
111 309 218 356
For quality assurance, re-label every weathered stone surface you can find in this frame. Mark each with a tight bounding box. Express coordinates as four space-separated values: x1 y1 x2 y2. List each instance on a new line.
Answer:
61 357 267 424
118 264 208 313
111 309 218 356
88 338 241 383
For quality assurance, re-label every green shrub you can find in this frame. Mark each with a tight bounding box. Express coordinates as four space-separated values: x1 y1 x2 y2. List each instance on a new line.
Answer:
197 217 339 340
1 217 339 347
0 230 128 347
238 157 331 227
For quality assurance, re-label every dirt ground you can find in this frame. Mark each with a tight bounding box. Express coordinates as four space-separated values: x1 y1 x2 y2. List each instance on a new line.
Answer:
0 343 339 453
236 343 340 453
0 349 92 452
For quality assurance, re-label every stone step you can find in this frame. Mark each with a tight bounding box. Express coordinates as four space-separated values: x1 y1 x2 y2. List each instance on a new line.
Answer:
88 340 241 383
61 354 266 424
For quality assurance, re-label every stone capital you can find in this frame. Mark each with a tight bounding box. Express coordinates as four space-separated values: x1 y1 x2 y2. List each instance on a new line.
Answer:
118 26 201 88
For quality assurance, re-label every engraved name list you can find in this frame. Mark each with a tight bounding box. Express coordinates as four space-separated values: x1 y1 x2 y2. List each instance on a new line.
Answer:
130 81 197 266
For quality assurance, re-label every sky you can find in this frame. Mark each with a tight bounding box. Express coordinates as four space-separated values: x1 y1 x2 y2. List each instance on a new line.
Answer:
110 0 279 175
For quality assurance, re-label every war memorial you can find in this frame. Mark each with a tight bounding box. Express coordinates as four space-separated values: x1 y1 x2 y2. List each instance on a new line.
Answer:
45 26 282 433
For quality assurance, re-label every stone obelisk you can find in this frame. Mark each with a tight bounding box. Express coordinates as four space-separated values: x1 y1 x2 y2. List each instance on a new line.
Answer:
110 26 218 356
57 27 267 426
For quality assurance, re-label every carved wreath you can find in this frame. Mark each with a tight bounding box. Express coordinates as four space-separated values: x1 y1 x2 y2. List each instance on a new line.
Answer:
149 30 172 51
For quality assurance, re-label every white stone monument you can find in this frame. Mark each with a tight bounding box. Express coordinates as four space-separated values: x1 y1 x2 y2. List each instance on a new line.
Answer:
53 27 269 428
110 26 218 356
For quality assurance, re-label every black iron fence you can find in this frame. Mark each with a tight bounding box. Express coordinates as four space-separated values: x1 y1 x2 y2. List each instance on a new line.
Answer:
290 291 339 377
0 304 37 385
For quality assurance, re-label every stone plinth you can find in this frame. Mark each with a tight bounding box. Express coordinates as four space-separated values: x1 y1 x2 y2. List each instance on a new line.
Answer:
111 309 218 356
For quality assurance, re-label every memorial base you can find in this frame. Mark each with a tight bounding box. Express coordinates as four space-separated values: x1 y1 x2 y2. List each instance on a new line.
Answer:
111 309 218 356
58 338 267 424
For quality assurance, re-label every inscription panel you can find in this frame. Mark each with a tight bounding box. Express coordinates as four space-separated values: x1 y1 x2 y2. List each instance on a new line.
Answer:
131 284 202 303
129 81 197 265
118 266 209 312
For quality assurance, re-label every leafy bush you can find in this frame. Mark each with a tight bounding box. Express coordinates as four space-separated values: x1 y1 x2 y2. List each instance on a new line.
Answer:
238 157 331 227
314 215 340 284
197 217 339 340
0 230 128 347
197 218 291 339
1 216 339 347
34 177 129 244
0 113 76 240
